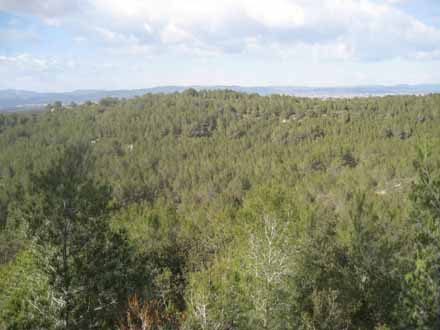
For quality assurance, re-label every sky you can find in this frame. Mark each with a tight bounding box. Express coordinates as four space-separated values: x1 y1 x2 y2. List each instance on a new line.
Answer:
0 0 439 92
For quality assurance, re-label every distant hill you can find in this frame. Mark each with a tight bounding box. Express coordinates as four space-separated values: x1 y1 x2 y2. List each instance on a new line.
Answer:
1 84 440 112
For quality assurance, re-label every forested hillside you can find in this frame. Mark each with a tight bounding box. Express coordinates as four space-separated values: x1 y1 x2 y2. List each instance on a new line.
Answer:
1 89 440 329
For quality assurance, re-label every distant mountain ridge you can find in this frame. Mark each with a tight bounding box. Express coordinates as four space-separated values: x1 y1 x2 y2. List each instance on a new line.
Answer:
1 84 440 111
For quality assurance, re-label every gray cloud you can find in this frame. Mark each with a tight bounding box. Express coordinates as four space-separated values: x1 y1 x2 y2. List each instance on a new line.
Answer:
0 0 82 17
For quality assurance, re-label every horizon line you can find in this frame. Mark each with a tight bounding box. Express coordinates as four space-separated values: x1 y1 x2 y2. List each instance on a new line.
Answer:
2 82 440 94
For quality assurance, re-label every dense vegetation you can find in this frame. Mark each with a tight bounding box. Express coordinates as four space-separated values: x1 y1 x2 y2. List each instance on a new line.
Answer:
1 89 440 329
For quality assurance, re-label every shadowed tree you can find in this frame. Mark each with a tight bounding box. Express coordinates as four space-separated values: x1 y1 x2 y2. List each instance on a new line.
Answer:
17 143 137 330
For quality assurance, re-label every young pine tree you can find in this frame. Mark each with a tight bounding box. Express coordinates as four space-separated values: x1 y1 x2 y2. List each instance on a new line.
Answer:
17 144 137 330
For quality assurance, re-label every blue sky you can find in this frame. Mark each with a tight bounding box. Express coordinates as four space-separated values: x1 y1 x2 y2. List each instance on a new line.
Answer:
0 0 439 92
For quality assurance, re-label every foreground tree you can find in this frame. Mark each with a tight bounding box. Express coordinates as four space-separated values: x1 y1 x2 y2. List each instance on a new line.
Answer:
247 214 292 330
16 144 137 329
401 146 440 329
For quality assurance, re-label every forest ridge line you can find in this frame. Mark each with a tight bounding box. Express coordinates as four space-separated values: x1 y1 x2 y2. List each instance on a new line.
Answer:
1 84 440 111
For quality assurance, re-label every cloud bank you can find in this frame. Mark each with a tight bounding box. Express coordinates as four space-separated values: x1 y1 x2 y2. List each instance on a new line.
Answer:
0 0 439 90
2 0 438 60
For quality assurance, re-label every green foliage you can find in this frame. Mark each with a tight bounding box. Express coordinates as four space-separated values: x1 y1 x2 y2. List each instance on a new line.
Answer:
8 144 140 330
400 145 440 329
0 249 58 330
112 201 187 313
1 91 440 329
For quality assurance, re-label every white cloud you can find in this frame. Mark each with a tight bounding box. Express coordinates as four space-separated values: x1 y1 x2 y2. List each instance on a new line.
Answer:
0 53 51 71
384 0 406 3
413 49 440 60
43 17 62 27
74 35 87 43
0 53 81 74
243 0 305 28
160 24 193 44
82 0 440 61
1 0 440 63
